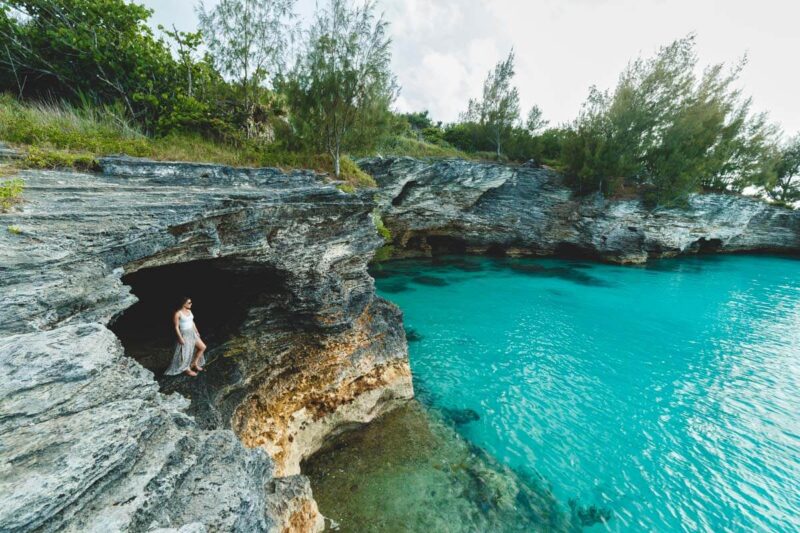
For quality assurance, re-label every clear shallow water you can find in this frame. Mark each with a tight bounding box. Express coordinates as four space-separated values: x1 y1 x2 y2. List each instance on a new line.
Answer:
366 255 800 532
304 401 577 532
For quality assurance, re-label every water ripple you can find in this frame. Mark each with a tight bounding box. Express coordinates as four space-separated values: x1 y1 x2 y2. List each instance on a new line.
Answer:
374 255 800 532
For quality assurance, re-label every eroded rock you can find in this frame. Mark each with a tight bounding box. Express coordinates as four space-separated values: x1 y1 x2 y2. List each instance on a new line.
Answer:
4 153 796 532
0 157 413 532
361 156 800 263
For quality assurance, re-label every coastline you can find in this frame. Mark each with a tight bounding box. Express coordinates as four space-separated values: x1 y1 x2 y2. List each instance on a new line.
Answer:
1 156 798 531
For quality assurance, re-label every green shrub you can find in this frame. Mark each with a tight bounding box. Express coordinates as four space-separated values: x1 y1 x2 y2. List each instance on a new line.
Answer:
0 0 191 130
421 127 447 145
399 111 437 131
443 122 488 153
370 134 469 159
372 245 394 262
0 178 24 211
23 148 99 171
7 225 21 234
561 35 778 205
371 211 392 242
537 128 568 163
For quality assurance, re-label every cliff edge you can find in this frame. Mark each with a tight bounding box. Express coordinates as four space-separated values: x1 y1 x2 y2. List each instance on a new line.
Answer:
361 156 800 263
0 157 413 532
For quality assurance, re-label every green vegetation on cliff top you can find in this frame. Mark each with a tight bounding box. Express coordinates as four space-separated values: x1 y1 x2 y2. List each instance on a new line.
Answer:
0 94 381 187
0 0 796 204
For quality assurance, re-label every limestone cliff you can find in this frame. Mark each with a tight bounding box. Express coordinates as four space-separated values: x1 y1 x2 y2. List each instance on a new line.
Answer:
0 157 413 532
361 156 800 263
3 153 798 533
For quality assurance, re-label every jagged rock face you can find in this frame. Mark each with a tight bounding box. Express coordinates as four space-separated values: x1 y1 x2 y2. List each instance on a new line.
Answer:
226 297 412 476
360 156 800 263
0 157 412 532
4 153 795 532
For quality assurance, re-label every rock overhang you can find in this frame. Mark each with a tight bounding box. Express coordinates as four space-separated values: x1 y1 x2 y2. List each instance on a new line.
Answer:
0 157 409 532
360 156 800 263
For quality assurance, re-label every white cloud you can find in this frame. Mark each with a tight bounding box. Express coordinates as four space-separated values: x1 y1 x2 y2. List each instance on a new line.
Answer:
139 0 800 133
384 0 463 36
395 51 468 118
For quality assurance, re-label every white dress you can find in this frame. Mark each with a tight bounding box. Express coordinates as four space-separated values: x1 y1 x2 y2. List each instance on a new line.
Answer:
164 310 204 375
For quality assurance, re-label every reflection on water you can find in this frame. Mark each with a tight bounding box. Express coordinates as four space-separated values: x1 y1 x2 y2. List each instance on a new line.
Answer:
506 262 612 287
371 255 614 288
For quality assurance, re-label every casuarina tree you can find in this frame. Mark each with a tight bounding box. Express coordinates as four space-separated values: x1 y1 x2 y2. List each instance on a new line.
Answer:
561 34 779 205
765 135 800 204
525 105 548 135
462 49 521 158
283 0 396 177
197 0 296 110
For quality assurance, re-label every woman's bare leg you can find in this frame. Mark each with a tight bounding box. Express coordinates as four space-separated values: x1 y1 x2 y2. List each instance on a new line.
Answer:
191 339 207 371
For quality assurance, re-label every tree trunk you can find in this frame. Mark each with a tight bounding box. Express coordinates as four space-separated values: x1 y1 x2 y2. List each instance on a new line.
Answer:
334 149 341 178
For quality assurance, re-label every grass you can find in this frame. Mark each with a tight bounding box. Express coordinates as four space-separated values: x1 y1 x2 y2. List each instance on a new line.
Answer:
0 94 149 154
22 147 100 171
0 94 377 189
371 211 392 242
0 163 18 178
364 134 474 160
0 177 24 212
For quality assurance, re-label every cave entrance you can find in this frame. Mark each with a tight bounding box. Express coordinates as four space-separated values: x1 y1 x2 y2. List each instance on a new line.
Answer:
109 259 284 375
553 242 599 260
692 237 724 254
425 235 468 255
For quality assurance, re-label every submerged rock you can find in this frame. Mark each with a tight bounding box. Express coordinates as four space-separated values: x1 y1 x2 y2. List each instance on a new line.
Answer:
360 156 800 263
404 327 423 342
303 400 579 532
440 406 481 425
3 153 796 532
0 157 413 532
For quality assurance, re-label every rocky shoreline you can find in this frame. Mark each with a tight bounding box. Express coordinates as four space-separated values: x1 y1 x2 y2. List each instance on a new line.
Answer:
1 154 798 532
0 157 412 532
361 157 800 264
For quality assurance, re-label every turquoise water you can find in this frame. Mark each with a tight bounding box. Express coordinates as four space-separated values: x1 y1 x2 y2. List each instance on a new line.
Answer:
371 255 800 532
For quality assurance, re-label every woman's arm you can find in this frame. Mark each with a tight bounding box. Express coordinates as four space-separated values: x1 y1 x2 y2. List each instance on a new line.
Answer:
174 311 185 345
193 320 200 339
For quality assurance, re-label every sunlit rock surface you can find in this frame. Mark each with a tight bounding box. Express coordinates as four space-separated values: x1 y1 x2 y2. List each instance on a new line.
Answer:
361 156 800 263
0 157 412 532
4 153 796 532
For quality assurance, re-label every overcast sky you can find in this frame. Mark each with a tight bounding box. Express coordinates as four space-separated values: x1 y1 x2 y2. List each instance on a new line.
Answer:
140 0 800 135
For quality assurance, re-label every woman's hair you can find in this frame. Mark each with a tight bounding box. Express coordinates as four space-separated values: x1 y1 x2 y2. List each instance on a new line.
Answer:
177 296 191 310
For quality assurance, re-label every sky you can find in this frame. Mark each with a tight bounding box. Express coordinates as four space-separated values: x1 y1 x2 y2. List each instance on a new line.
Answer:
140 0 800 135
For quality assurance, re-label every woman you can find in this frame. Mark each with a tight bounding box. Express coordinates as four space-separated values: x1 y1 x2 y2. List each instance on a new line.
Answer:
164 296 207 377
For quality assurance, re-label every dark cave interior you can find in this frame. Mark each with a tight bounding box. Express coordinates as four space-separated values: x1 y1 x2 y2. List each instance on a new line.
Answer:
109 259 284 374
